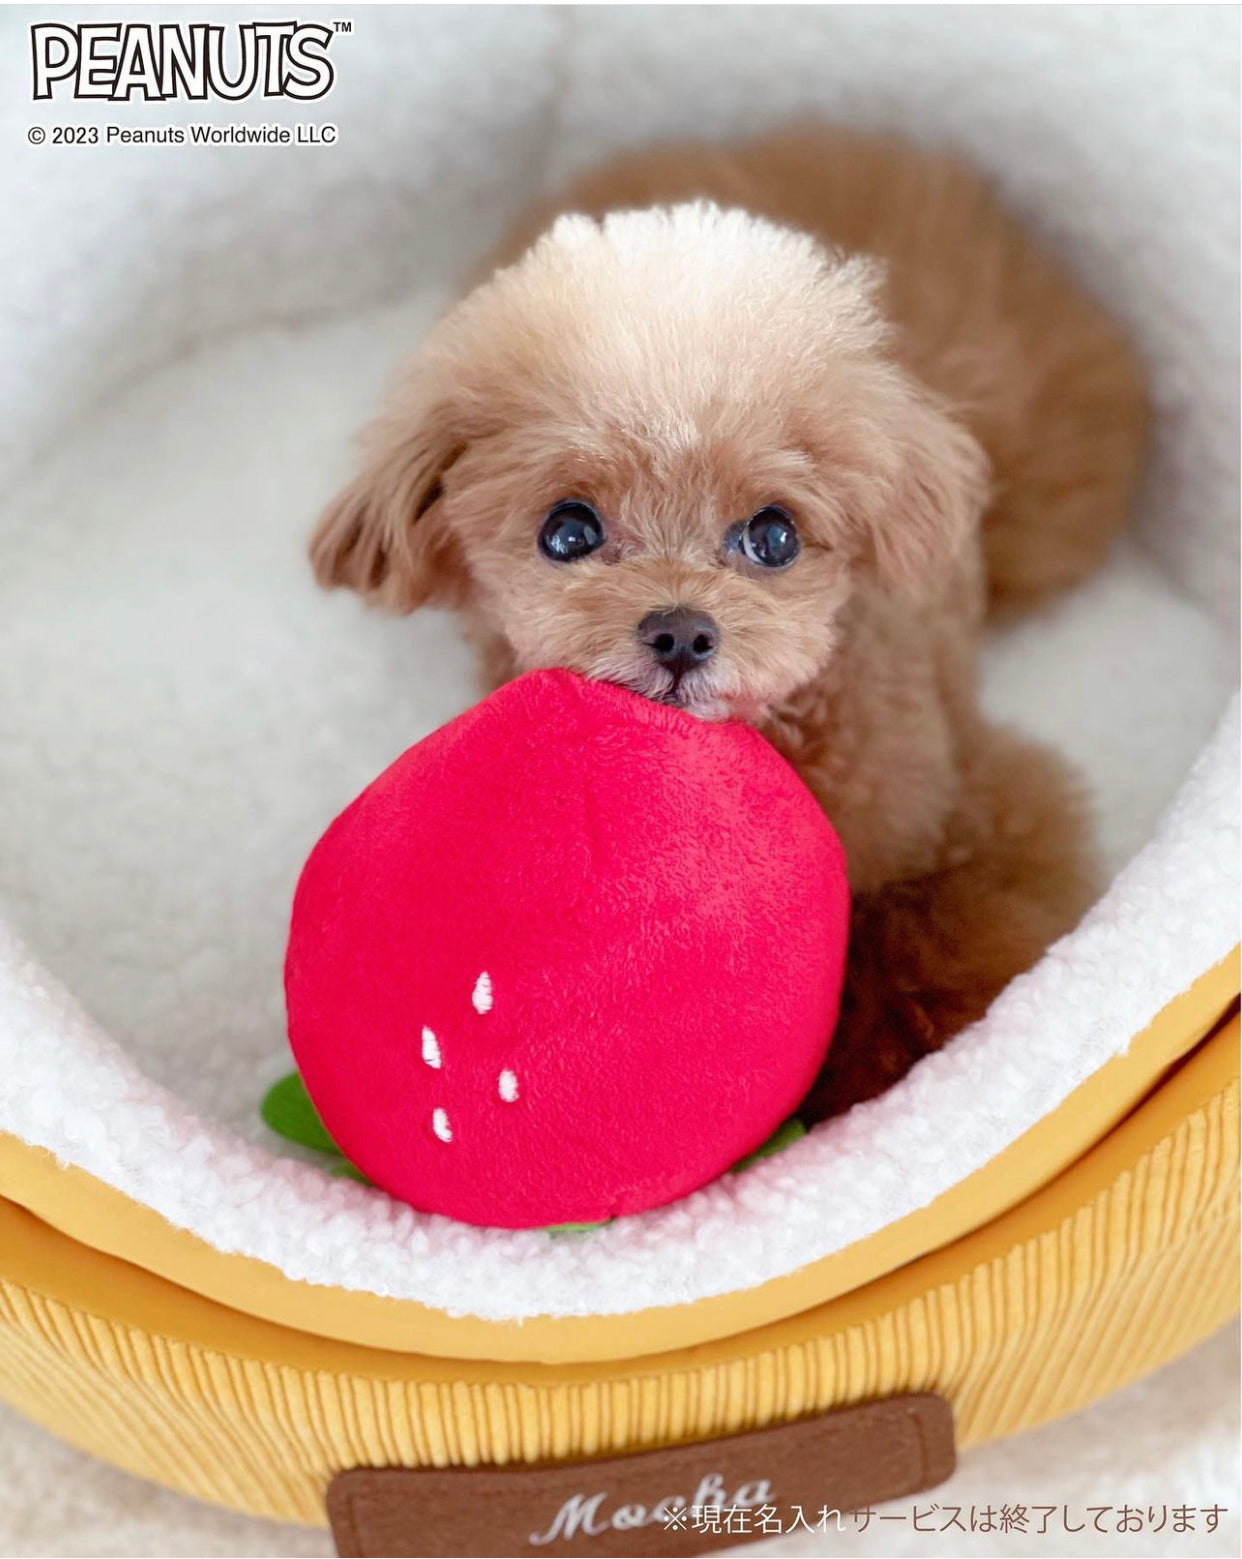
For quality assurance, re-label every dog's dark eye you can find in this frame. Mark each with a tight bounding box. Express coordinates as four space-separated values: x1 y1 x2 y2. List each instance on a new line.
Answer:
740 507 800 569
539 501 605 563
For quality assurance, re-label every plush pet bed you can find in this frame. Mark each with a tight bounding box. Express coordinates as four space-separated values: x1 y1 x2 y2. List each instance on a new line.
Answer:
0 3 1237 1533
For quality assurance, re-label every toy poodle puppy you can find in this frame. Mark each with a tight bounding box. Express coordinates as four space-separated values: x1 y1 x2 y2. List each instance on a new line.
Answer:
311 125 1148 1118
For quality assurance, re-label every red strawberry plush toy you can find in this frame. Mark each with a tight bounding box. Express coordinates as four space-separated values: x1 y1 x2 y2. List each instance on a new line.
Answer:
285 670 849 1229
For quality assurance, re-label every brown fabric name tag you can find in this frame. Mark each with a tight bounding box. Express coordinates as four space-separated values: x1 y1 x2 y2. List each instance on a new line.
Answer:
328 1394 955 1557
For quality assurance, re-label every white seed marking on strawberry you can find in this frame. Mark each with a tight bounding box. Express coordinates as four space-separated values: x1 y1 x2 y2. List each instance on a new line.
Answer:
421 1027 441 1068
432 1107 453 1143
498 1069 519 1103
472 972 493 1014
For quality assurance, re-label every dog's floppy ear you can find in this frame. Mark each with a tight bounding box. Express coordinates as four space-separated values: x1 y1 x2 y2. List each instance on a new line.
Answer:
861 385 991 593
311 397 468 613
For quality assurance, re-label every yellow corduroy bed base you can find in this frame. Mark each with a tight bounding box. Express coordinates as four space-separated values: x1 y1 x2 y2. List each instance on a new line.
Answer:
0 1015 1236 1528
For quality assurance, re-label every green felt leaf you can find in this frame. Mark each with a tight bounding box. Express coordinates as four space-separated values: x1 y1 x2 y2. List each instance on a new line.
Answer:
261 1072 342 1157
731 1116 807 1174
545 1219 612 1236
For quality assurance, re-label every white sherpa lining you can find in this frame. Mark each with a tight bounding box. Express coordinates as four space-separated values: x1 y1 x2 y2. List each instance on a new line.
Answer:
0 5 1237 1323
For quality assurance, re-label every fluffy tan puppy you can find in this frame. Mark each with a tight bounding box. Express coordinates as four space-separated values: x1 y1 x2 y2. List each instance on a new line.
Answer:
312 126 1148 1117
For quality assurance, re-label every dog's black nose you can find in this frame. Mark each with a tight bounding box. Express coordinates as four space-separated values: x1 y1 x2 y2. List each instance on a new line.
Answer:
638 607 719 674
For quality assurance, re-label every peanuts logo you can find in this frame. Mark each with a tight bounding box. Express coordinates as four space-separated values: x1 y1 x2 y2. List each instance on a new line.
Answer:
31 20 343 103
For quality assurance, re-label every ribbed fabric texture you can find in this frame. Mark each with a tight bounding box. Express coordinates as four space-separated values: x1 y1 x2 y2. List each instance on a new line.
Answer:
0 1077 1235 1527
